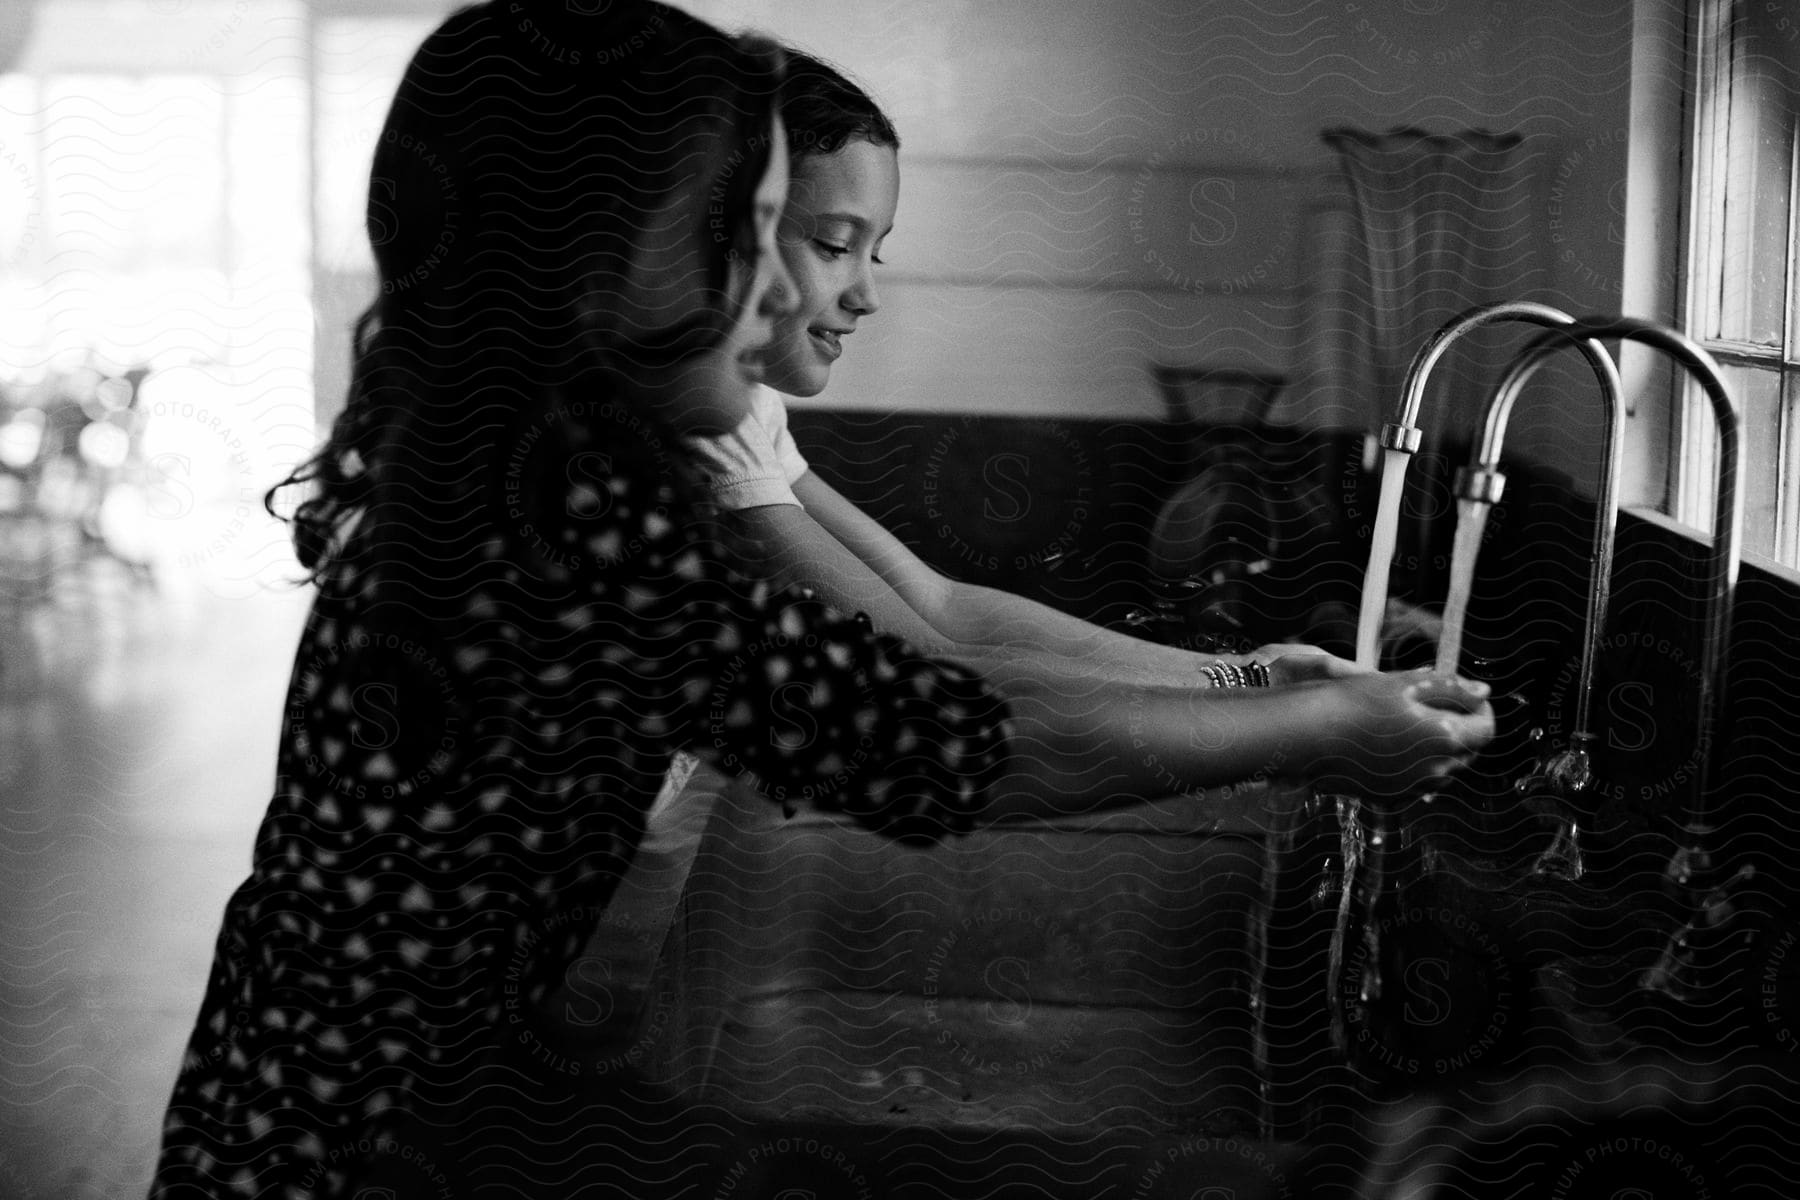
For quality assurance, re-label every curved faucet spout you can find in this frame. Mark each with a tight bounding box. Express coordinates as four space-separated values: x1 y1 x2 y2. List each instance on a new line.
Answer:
1561 317 1742 859
1357 300 1590 668
1384 300 1586 438
1448 327 1625 748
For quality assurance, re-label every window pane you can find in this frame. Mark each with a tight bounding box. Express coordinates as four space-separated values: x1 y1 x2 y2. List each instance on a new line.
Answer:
227 71 307 277
1723 362 1783 559
44 76 224 272
1715 0 1797 347
15 0 306 77
0 76 42 278
314 17 438 278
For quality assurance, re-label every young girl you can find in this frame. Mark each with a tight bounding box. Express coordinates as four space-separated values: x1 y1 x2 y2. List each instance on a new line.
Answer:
150 6 1024 1195
688 50 1494 814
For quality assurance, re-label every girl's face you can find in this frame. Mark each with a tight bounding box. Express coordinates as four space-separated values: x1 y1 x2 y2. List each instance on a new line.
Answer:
649 115 798 435
761 138 899 398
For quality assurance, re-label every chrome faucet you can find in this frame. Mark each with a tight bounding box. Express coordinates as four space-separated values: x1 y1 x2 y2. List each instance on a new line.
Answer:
1325 313 1743 1075
1444 327 1626 880
1573 318 1740 887
1546 317 1744 1006
1356 301 1605 668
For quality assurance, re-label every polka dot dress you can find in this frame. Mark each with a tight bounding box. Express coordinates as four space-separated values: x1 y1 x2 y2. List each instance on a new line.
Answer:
147 411 1013 1198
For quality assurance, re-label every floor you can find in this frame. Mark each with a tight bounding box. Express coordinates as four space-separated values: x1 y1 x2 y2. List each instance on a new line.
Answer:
0 528 313 1199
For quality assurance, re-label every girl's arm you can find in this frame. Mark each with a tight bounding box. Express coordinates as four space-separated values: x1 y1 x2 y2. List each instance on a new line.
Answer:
718 487 964 659
554 430 1485 841
680 529 1489 828
780 471 1351 685
974 665 1490 822
717 482 1493 818
797 469 1199 679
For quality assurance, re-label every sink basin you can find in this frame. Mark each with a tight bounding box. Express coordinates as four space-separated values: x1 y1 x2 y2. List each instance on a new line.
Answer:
507 773 1320 1197
633 776 1278 1140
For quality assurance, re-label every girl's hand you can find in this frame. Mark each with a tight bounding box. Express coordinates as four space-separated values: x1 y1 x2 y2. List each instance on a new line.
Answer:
1249 642 1369 685
1296 668 1495 800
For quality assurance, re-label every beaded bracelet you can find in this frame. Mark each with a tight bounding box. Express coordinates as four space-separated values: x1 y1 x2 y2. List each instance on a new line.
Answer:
1203 660 1271 689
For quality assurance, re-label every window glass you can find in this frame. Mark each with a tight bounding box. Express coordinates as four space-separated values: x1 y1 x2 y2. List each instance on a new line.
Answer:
1721 361 1783 559
1714 1 1797 347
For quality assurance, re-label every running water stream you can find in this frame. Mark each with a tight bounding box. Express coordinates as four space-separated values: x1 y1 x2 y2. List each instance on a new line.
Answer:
1434 497 1491 677
1355 447 1414 669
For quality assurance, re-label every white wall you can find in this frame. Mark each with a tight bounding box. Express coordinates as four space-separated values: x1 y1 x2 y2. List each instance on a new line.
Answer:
9 0 1658 496
301 0 1649 493
681 0 1644 489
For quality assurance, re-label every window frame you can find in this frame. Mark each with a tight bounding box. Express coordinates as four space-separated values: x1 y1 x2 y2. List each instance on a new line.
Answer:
1674 0 1800 567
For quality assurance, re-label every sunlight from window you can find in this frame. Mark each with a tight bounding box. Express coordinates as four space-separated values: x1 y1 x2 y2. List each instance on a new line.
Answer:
1680 0 1800 567
0 3 445 593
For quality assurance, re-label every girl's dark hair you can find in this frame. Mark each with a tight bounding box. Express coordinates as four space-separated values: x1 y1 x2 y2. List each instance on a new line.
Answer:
779 50 898 163
271 0 783 582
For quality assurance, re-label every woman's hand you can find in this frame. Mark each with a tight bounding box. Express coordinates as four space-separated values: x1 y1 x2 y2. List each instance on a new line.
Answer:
1291 668 1495 800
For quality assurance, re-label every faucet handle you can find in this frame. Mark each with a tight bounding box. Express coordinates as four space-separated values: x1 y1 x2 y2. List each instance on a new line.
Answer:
1515 727 1597 792
1528 813 1585 882
1541 746 1593 796
1638 862 1756 1005
1514 744 1592 802
1664 820 1719 894
1511 736 1593 882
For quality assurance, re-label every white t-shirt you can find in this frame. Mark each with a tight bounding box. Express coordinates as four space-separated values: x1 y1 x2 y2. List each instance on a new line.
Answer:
656 386 809 846
684 384 809 509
